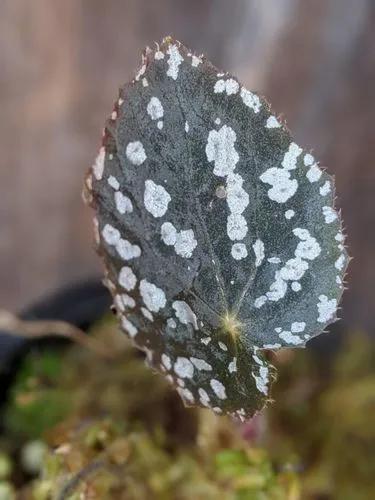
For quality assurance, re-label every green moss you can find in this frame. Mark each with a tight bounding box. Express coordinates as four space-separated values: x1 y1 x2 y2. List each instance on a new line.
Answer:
2 318 374 499
269 334 375 499
4 351 70 439
0 453 12 480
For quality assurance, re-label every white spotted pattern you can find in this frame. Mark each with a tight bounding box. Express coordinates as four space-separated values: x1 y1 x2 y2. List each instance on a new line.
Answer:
118 267 137 291
285 209 295 220
116 239 141 260
317 295 337 323
198 388 210 407
320 181 331 196
268 257 281 264
251 351 269 395
253 239 265 267
263 343 281 349
281 142 302 170
210 379 227 399
90 42 347 419
108 175 120 190
161 354 172 370
206 125 239 177
226 173 249 214
120 294 136 309
166 44 183 80
240 88 261 113
147 97 164 120
231 243 247 260
255 227 321 307
279 331 304 345
306 165 322 182
92 147 105 180
206 126 249 245
190 357 212 371
139 279 166 312
174 357 194 379
218 341 228 351
191 54 202 67
260 166 298 204
228 357 237 373
322 206 338 223
102 224 120 245
214 78 239 95
144 180 171 218
335 254 346 270
126 141 147 165
293 228 321 261
266 115 281 128
161 222 197 258
227 213 248 241
291 321 306 333
172 301 198 330
115 192 133 214
254 296 267 308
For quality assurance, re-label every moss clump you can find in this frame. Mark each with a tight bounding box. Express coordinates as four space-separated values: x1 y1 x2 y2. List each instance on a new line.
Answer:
31 420 294 499
269 334 375 500
3 317 296 498
4 351 70 439
2 317 374 499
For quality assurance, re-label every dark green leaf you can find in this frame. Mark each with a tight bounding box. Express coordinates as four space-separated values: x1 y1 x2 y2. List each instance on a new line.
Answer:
85 37 348 419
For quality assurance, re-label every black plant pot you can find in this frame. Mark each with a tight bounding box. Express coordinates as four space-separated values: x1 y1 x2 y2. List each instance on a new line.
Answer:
0 278 111 412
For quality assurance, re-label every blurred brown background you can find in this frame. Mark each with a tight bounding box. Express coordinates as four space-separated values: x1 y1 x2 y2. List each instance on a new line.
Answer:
1 0 374 331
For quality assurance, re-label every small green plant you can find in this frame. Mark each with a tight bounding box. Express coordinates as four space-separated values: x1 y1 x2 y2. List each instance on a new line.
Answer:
84 37 348 419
